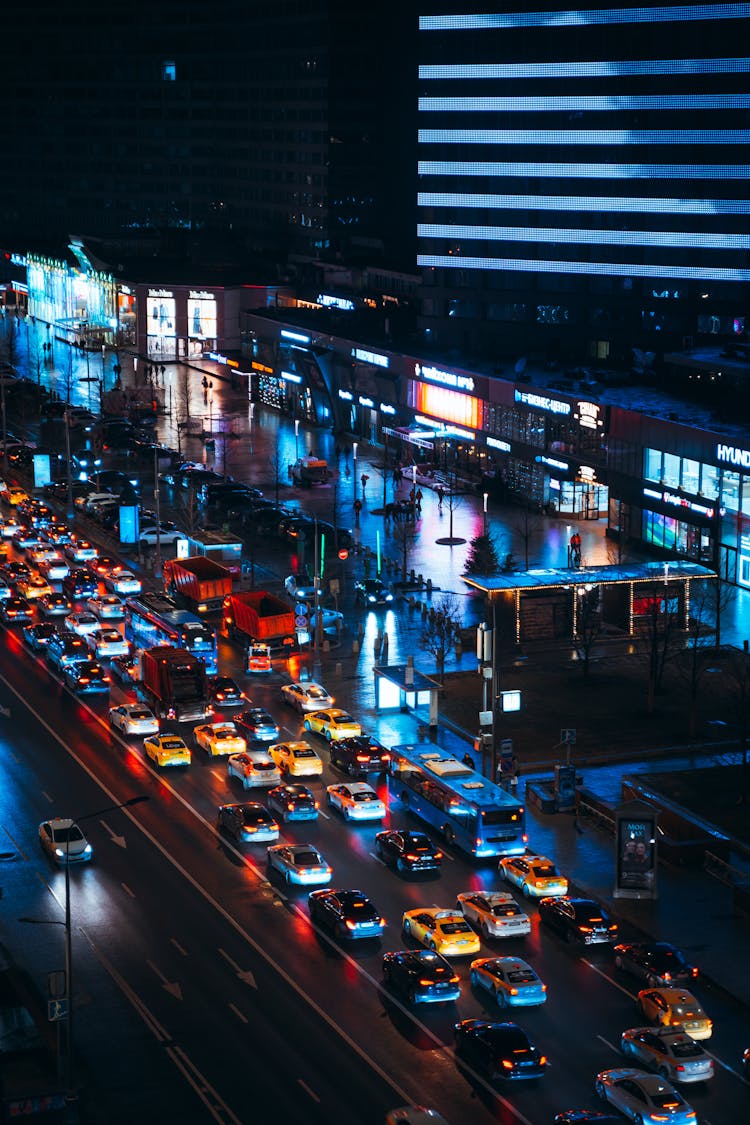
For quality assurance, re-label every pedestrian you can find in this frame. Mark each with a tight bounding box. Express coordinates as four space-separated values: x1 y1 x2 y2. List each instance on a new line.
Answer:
462 751 474 769
361 472 369 497
415 488 423 514
353 497 362 522
437 485 444 510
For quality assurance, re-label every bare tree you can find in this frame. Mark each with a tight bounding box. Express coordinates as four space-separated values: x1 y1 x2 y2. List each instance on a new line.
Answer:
636 589 680 715
573 583 602 679
420 593 462 683
674 578 724 738
391 515 417 583
269 445 286 507
512 503 543 569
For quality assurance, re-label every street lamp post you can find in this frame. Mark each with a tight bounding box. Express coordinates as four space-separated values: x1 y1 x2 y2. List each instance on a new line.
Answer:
64 410 75 522
294 418 300 460
20 796 148 1120
483 492 489 535
353 441 358 500
154 444 162 578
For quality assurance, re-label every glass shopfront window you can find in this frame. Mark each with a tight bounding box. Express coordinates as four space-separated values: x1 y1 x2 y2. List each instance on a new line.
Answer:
642 510 713 563
147 294 176 357
644 448 662 482
663 452 680 489
187 292 217 356
742 478 750 518
722 470 740 513
701 462 720 499
682 458 700 494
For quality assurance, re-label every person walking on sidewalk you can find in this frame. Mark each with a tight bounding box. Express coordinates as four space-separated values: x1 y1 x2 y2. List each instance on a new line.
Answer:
353 497 362 522
415 488 423 515
360 472 369 499
437 485 444 510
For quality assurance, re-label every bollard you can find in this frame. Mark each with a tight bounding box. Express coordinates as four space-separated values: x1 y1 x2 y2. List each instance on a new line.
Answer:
352 639 359 654
426 578 432 595
409 568 416 583
421 602 428 618
357 622 365 641
335 662 343 676
409 596 415 610
323 638 330 652
382 632 389 653
418 573 423 587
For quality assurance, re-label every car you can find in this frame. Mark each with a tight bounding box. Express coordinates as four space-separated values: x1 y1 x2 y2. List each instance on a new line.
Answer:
636 988 712 1041
594 1069 697 1124
329 735 391 776
499 854 569 898
538 896 619 945
217 802 279 843
23 621 57 651
39 593 73 618
354 578 395 606
139 526 183 546
27 545 61 568
284 573 317 600
226 751 281 789
64 611 100 637
87 554 120 579
308 889 386 940
0 578 11 602
453 1019 547 1081
87 627 130 659
246 642 272 673
553 1114 622 1124
280 681 334 713
143 734 191 768
109 703 159 736
620 1026 714 1083
41 522 74 546
110 654 141 684
38 818 93 865
304 708 362 741
46 630 89 669
37 555 70 582
456 892 531 940
62 569 98 599
12 529 43 552
0 515 21 538
296 604 344 637
469 956 547 1008
1 560 31 586
78 492 116 514
86 594 125 621
375 830 443 873
1 485 29 507
63 659 111 693
613 943 698 987
402 908 481 957
266 784 319 822
104 568 142 595
233 707 279 742
267 843 332 885
327 781 386 822
382 949 460 1004
0 596 34 623
16 574 52 601
268 740 323 778
64 538 99 563
206 675 245 708
194 721 247 757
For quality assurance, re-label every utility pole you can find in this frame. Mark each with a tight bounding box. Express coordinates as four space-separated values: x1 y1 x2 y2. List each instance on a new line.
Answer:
154 444 162 578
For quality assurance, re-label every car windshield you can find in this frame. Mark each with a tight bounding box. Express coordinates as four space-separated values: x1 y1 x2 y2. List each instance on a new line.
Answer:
52 824 84 843
242 808 267 824
294 748 316 758
129 710 151 720
507 969 537 984
252 760 275 771
649 1090 686 1110
214 730 235 739
162 740 185 750
307 686 327 699
487 1028 529 1052
672 1004 704 1018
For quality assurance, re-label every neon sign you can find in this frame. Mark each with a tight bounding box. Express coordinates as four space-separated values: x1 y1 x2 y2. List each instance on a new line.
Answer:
717 442 750 468
643 487 715 519
487 436 511 452
353 347 389 368
515 389 571 415
577 401 601 429
415 362 475 392
338 389 353 401
281 329 310 344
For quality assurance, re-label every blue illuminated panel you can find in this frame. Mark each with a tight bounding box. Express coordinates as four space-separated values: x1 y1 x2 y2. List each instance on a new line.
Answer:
418 4 750 282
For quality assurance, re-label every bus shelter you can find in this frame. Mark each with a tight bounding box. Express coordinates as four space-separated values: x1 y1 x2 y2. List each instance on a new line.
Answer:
373 663 441 730
464 560 715 646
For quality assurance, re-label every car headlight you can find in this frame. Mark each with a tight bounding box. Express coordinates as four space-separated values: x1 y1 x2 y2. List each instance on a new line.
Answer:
55 848 65 858
368 595 375 602
386 594 393 601
84 844 92 855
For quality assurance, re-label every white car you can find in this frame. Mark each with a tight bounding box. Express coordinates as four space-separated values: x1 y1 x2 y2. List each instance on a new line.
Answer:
104 569 142 595
193 721 247 758
87 628 130 659
456 892 531 940
86 594 125 621
38 817 93 865
284 574 317 600
227 751 282 789
267 843 333 886
0 579 11 601
28 546 61 568
64 538 99 563
64 611 100 636
326 781 386 822
37 555 70 582
620 1027 714 1084
109 703 159 736
296 605 344 637
595 1069 697 1125
139 527 183 546
280 681 334 713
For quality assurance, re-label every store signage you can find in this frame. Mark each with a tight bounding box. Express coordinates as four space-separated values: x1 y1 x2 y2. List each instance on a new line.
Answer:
317 293 355 311
189 290 214 300
338 389 353 401
535 454 568 471
415 363 475 392
281 370 302 384
380 403 396 415
579 465 597 482
281 329 310 344
643 486 715 519
148 288 173 298
716 442 750 468
207 351 229 364
487 436 511 453
577 401 601 429
251 361 273 374
10 253 27 266
515 389 571 415
358 396 374 408
446 426 475 441
353 347 389 368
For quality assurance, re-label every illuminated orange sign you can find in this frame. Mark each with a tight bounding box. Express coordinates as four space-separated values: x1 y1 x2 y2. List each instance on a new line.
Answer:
411 382 482 430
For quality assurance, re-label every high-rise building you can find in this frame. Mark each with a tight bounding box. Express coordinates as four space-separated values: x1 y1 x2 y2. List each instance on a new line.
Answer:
2 2 417 270
417 3 750 361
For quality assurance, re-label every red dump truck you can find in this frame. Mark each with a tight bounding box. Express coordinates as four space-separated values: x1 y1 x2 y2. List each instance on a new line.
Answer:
224 590 299 655
139 646 210 722
163 556 233 615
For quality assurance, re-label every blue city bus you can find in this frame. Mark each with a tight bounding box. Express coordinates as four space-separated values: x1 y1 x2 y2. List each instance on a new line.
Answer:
388 744 527 860
125 592 218 673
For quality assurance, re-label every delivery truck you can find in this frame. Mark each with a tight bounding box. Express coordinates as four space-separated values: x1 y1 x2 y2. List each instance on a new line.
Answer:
224 590 299 656
139 646 210 722
163 556 233 615
290 456 331 487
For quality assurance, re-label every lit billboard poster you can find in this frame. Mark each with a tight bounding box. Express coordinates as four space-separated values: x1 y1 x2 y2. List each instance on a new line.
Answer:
32 454 52 490
118 506 139 546
614 803 658 900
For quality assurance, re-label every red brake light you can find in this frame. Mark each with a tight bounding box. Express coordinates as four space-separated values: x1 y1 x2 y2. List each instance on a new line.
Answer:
501 1060 514 1070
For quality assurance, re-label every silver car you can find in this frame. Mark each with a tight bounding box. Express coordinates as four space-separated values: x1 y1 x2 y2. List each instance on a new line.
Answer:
620 1027 714 1084
38 818 93 865
595 1068 697 1125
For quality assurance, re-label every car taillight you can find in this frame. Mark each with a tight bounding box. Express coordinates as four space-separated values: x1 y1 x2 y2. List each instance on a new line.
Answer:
501 1060 514 1070
663 972 671 981
382 752 390 761
539 1055 547 1066
522 833 528 843
434 851 443 860
578 925 592 933
287 803 294 811
418 978 434 986
314 801 319 809
79 677 90 683
691 967 699 977
405 854 418 862
345 920 356 930
356 755 369 762
379 917 386 927
541 984 547 991
509 987 518 995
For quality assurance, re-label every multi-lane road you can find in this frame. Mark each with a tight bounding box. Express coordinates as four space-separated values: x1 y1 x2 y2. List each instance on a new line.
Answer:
1 605 748 1125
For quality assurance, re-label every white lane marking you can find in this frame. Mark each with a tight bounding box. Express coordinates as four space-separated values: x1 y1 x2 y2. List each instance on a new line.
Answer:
297 1079 320 1103
169 1042 243 1125
170 938 188 957
369 851 386 866
121 883 136 898
597 1034 619 1054
317 807 331 820
218 947 257 988
228 1002 248 1024
146 959 183 1001
582 958 637 1000
2 824 28 861
42 790 53 804
210 769 224 782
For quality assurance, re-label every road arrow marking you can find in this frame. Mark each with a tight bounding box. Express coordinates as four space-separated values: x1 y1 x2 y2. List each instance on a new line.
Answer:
218 947 257 988
146 959 183 1000
170 938 188 957
229 1002 248 1024
100 818 127 848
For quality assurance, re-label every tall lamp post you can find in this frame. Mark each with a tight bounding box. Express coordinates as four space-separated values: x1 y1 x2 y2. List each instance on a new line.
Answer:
19 795 148 1120
294 418 300 460
154 444 162 577
483 492 489 535
352 441 358 500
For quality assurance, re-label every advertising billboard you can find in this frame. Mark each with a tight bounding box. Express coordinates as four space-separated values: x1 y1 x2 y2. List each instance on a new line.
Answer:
615 801 658 900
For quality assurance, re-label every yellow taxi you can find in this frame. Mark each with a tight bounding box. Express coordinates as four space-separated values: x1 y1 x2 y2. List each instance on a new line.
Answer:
402 908 481 957
637 988 713 1041
144 734 192 768
303 708 362 741
268 740 323 778
2 485 29 507
193 721 247 758
499 854 569 899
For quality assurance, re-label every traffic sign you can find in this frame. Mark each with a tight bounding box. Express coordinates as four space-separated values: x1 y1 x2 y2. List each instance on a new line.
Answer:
500 739 513 756
337 548 349 560
560 728 577 745
48 999 68 1022
294 615 308 629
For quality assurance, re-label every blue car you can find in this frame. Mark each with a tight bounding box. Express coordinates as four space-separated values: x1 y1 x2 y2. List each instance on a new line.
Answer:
382 949 460 1004
266 784 319 822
